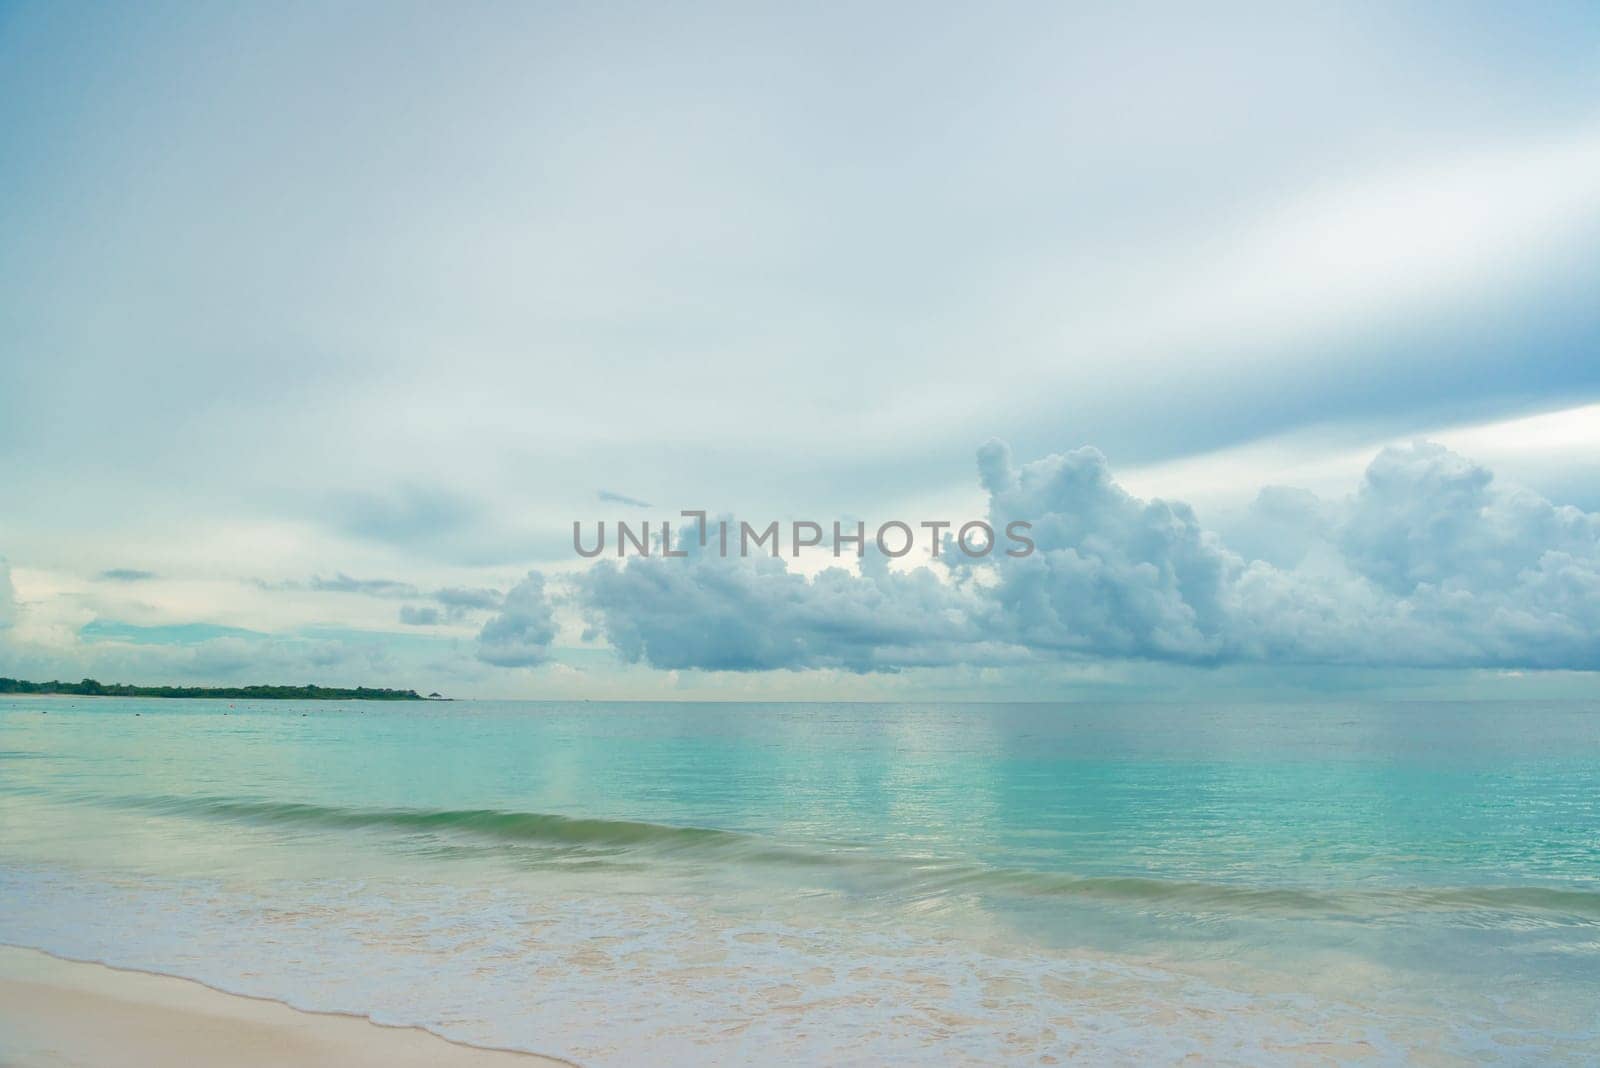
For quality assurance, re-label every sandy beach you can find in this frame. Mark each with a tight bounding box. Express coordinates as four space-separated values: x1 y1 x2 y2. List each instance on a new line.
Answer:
0 946 568 1068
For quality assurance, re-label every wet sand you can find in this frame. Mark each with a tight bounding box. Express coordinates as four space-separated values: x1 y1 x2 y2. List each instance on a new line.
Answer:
0 945 571 1068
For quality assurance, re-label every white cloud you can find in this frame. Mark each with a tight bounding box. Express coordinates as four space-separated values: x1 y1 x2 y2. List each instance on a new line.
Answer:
572 439 1600 673
581 542 1008 674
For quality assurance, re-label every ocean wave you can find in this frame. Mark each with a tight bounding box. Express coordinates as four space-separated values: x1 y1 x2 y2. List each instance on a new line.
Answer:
96 792 1600 922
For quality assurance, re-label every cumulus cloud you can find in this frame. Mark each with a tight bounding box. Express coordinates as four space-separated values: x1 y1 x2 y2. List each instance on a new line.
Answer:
1232 442 1600 669
476 572 558 667
1338 442 1599 595
569 440 1600 673
580 537 1006 673
976 440 1236 663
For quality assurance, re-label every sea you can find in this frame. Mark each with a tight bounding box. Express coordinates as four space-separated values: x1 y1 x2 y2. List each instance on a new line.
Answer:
1 697 1597 1065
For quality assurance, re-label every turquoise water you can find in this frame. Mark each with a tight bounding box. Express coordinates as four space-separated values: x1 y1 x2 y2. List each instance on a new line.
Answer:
2 698 1598 1063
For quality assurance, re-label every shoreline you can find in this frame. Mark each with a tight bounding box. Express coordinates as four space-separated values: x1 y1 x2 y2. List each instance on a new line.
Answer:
0 944 573 1068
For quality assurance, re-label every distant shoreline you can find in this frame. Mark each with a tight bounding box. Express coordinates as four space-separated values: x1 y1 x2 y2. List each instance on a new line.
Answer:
0 678 430 701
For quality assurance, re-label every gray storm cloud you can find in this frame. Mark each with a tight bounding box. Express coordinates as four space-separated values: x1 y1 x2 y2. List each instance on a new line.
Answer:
570 440 1600 673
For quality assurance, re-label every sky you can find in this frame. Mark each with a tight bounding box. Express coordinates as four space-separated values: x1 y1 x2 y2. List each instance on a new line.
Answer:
2 1 1598 699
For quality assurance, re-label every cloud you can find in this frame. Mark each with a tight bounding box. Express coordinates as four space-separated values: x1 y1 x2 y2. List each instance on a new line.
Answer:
98 568 157 582
580 540 1004 673
570 440 1600 673
1337 442 1598 595
327 484 482 546
399 605 442 626
1 617 475 694
310 573 420 597
401 587 504 626
433 586 503 612
253 573 509 632
262 577 502 621
0 558 16 631
476 572 557 667
976 440 1236 663
317 485 534 565
8 5 1600 633
598 490 653 509
79 620 266 645
1231 442 1600 669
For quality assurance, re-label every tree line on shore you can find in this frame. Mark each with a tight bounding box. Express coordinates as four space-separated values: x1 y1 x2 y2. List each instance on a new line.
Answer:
0 678 425 700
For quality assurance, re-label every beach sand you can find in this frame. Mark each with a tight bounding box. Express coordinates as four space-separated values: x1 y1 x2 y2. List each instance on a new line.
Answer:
0 945 569 1068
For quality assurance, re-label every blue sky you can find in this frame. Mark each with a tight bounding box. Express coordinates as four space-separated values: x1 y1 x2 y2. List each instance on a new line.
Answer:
2 2 1598 698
